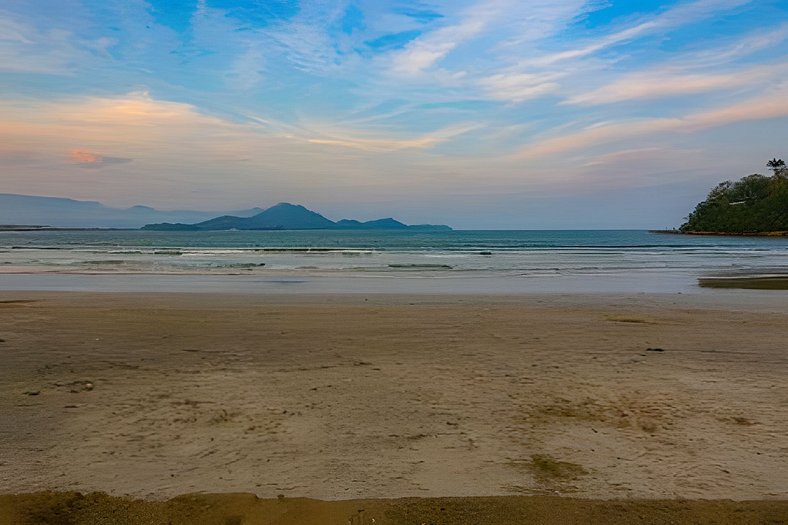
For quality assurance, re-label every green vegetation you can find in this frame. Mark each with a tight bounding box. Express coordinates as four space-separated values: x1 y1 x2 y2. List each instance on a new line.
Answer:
680 158 787 233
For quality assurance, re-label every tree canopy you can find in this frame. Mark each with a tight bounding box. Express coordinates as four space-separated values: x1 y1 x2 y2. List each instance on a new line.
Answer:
680 159 787 233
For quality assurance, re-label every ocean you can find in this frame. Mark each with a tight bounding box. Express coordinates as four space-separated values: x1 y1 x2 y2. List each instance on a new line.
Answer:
1 229 786 294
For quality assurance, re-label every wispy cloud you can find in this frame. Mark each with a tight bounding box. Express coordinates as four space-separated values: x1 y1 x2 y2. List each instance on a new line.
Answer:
388 1 504 76
518 85 788 159
565 62 788 105
226 43 265 90
305 122 481 152
581 147 666 168
479 73 561 103
454 0 763 106
685 22 788 66
0 13 81 74
517 0 755 69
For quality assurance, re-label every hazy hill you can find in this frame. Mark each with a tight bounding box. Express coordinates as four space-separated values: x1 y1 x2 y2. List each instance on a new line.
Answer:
143 203 452 231
0 194 263 228
336 218 408 229
242 203 336 229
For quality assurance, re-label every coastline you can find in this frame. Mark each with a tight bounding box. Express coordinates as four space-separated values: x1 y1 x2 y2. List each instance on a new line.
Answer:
0 226 136 232
650 229 788 237
3 270 788 293
1 291 786 505
0 271 703 295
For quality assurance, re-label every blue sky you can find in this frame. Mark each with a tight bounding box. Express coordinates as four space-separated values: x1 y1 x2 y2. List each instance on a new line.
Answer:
1 0 787 228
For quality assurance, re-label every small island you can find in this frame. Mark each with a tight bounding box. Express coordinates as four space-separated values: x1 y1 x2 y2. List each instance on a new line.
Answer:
143 202 452 231
666 158 787 236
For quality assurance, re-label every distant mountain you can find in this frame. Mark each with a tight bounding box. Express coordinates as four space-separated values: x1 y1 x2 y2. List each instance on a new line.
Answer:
336 217 407 229
143 203 452 231
240 203 336 229
0 194 263 228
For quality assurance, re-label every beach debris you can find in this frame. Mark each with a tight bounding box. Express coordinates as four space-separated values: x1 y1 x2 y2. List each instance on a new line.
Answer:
646 347 665 352
479 251 493 255
22 390 40 396
732 416 756 426
607 316 651 323
56 380 95 393
388 263 453 269
71 380 94 392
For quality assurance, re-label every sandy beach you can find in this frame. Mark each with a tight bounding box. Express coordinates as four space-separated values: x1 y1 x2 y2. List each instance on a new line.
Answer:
1 292 787 523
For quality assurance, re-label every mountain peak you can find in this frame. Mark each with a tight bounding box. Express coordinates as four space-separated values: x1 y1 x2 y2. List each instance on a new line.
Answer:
144 203 451 231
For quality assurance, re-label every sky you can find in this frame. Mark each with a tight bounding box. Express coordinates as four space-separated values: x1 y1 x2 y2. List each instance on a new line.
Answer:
1 0 787 228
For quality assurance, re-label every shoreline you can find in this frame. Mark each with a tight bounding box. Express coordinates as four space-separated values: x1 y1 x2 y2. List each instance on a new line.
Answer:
0 226 137 232
1 272 786 292
1 289 787 308
0 271 702 295
650 229 788 237
2 492 787 524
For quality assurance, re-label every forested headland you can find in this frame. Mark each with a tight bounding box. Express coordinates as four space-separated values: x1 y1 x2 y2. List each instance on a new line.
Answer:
677 158 787 235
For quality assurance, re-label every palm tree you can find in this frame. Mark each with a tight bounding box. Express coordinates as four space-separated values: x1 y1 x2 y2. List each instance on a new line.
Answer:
766 158 785 175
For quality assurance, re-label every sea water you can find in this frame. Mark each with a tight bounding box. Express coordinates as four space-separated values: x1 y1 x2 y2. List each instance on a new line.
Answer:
0 230 786 294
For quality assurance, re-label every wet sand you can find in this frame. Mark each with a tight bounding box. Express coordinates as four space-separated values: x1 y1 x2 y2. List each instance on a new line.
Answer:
2 492 787 524
699 275 788 290
0 292 787 521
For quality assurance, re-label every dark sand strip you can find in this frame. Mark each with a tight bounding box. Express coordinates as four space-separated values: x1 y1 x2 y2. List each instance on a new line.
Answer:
699 275 788 290
1 492 787 525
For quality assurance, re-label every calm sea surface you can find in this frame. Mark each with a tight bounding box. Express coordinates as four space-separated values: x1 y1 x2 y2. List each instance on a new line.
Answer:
1 230 786 293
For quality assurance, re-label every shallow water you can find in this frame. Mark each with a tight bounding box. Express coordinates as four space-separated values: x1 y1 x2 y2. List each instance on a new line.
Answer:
0 229 786 293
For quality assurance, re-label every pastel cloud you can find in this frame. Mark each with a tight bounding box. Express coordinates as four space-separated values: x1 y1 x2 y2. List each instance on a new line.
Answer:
566 63 788 105
479 73 561 103
70 149 100 164
389 9 492 76
0 92 484 209
0 93 239 160
518 86 788 159
517 0 755 69
70 149 131 168
305 122 481 152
